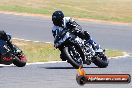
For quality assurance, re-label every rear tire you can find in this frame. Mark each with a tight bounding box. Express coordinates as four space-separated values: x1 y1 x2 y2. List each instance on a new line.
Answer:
93 54 109 68
13 54 27 67
12 44 27 67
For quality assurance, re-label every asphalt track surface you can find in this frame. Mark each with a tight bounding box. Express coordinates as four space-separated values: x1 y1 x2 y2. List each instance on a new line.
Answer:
0 13 132 88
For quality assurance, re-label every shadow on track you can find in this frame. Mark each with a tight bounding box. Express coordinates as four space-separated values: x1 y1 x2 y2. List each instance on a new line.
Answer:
43 66 98 69
0 66 4 68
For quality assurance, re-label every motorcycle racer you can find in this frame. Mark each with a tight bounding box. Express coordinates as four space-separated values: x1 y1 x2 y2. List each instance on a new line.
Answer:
51 10 99 50
0 30 15 53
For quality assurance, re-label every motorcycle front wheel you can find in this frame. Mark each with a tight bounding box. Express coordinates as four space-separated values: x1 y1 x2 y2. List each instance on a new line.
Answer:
63 44 84 69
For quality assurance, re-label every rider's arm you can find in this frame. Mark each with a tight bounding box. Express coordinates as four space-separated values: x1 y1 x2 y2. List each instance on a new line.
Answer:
66 18 91 40
66 18 82 31
52 26 57 38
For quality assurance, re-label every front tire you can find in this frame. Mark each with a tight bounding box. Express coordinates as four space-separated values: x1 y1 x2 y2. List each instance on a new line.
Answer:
62 44 84 69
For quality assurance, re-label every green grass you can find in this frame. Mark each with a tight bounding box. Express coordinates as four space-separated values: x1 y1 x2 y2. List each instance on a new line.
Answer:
12 39 124 63
12 39 60 63
0 0 132 23
105 49 124 58
0 5 50 15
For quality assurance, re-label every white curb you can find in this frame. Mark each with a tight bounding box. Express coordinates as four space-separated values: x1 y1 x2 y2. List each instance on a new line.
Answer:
11 38 131 65
26 61 66 65
108 52 130 59
0 61 66 67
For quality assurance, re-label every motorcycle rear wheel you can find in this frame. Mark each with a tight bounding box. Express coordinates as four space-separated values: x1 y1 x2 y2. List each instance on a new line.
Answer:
93 53 109 68
13 54 27 67
12 44 27 67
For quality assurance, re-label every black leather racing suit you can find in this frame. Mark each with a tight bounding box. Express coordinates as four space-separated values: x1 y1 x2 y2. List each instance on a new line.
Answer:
52 17 99 50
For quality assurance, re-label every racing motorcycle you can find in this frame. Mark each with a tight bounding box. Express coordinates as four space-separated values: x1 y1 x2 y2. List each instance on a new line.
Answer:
54 29 109 69
0 35 27 67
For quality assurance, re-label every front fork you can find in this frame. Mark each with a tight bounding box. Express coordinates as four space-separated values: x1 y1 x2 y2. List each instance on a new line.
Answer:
78 44 94 65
